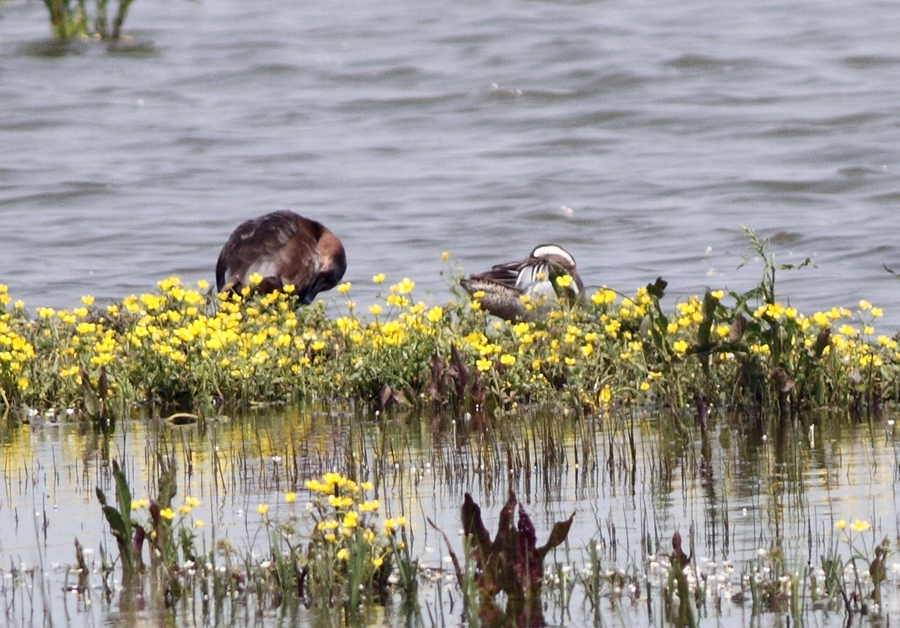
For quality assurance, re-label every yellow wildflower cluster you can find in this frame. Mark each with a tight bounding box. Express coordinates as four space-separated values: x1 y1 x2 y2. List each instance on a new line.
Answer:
0 285 35 394
303 473 404 580
0 272 898 413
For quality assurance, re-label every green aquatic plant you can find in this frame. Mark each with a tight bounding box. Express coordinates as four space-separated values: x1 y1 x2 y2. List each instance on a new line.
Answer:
40 0 136 40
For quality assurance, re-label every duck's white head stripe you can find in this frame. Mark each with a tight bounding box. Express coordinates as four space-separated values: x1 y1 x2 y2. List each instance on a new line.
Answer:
531 245 575 266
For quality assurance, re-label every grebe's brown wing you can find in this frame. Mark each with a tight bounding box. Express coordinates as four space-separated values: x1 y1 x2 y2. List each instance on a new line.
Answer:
216 212 307 292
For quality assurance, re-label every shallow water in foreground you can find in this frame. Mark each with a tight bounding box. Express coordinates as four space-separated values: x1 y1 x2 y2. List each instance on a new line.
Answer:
1 403 900 626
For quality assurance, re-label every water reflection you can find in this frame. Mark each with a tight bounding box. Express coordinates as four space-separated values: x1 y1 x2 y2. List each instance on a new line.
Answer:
0 403 898 625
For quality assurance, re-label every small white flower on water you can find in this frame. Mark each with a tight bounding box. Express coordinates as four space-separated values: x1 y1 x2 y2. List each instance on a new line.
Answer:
425 546 434 554
762 434 767 441
443 556 453 564
757 548 767 558
272 456 282 463
743 508 748 516
562 565 572 574
184 560 194 569
217 566 226 573
66 408 75 415
889 420 896 426
260 561 271 569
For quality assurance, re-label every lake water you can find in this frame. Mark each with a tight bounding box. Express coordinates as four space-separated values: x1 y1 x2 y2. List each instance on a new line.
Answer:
2 0 900 329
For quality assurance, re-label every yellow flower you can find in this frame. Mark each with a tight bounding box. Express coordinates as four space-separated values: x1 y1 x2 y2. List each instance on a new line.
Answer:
599 386 612 406
285 492 296 503
555 274 573 288
850 520 870 533
81 295 95 306
337 282 351 294
441 251 450 261
257 504 269 515
373 556 384 568
160 508 175 520
372 273 385 284
369 304 382 316
835 519 846 530
337 548 349 561
197 279 209 290
394 278 415 294
673 340 689 355
194 519 204 528
710 290 724 300
859 300 871 310
499 354 516 366
249 272 264 285
476 357 491 372
871 307 883 317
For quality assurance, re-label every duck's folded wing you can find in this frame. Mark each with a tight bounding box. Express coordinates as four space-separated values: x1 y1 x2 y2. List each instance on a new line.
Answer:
467 260 526 290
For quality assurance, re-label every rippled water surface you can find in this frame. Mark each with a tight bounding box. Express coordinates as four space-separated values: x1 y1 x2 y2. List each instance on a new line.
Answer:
2 0 900 325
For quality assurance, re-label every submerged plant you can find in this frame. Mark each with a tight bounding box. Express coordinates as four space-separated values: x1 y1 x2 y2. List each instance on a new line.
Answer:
436 491 573 627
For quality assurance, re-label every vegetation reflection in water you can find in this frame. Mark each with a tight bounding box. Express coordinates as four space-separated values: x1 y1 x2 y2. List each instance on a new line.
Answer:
1 403 900 626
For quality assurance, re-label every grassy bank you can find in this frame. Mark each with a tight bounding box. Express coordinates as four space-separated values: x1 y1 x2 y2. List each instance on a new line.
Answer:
1 234 898 418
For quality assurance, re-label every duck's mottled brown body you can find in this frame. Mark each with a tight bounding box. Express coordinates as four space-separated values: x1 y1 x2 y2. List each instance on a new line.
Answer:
460 244 584 320
216 211 346 304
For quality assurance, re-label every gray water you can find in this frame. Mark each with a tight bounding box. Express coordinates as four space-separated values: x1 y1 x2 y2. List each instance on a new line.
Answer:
2 0 900 328
3 406 900 627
